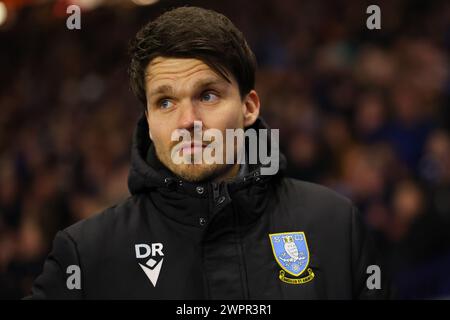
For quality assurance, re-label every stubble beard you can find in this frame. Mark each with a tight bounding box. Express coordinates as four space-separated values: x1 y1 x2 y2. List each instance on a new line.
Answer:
154 143 236 183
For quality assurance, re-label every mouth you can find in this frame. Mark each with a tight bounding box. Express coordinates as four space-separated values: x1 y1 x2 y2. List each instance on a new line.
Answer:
178 142 207 155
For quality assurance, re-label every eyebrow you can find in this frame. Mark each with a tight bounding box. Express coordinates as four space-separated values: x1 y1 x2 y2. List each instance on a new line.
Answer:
148 77 228 99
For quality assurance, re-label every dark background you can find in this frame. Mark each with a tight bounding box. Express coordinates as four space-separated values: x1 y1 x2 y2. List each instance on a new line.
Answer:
0 0 449 299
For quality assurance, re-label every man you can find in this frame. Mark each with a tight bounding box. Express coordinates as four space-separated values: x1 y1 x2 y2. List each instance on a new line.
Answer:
27 6 389 299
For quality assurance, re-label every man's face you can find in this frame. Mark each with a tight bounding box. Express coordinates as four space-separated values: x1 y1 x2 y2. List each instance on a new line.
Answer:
144 57 259 182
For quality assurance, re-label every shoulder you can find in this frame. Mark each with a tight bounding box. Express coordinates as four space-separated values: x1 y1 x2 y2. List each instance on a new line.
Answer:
275 178 356 224
278 178 353 208
63 195 143 246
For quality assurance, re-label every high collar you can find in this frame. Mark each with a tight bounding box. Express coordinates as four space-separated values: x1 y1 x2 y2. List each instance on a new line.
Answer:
127 113 286 227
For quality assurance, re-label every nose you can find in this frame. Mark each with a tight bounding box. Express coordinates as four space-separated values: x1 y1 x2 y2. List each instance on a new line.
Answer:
177 99 200 130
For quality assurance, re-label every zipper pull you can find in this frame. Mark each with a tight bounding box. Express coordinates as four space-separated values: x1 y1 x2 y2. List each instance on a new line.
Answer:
211 182 220 201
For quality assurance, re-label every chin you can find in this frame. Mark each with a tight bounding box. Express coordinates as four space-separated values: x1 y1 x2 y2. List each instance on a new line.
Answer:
172 163 229 183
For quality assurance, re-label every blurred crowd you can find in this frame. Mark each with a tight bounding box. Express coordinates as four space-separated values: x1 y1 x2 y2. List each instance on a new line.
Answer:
0 0 449 299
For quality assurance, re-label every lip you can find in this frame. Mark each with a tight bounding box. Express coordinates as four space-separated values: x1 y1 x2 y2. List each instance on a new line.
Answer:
178 142 207 154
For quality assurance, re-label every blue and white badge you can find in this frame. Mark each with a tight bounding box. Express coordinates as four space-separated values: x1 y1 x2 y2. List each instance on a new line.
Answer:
269 232 310 277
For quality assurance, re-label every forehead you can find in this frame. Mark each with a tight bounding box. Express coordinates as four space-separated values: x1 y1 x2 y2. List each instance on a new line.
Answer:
145 57 232 88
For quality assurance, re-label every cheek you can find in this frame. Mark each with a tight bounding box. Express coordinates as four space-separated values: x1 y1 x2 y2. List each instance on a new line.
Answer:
204 100 245 130
148 119 171 148
224 106 245 129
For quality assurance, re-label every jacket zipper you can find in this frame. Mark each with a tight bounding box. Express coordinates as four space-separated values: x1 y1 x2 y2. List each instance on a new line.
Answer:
232 200 250 299
211 182 220 201
201 181 221 299
207 181 250 299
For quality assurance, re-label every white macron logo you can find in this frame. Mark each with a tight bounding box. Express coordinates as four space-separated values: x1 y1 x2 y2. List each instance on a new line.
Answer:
135 243 164 287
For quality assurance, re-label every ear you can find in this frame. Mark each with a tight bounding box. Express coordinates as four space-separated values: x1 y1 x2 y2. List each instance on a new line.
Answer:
242 90 260 127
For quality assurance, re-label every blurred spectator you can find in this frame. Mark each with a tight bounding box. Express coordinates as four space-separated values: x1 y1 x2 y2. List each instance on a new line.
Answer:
0 0 449 299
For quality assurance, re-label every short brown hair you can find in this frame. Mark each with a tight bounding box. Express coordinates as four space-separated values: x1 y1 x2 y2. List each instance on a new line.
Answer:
128 6 257 109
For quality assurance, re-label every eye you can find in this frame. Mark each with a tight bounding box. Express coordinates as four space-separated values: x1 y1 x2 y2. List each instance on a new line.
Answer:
200 91 219 103
159 98 173 109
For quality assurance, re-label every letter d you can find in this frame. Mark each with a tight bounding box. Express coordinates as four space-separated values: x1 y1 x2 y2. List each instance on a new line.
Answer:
135 244 151 258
